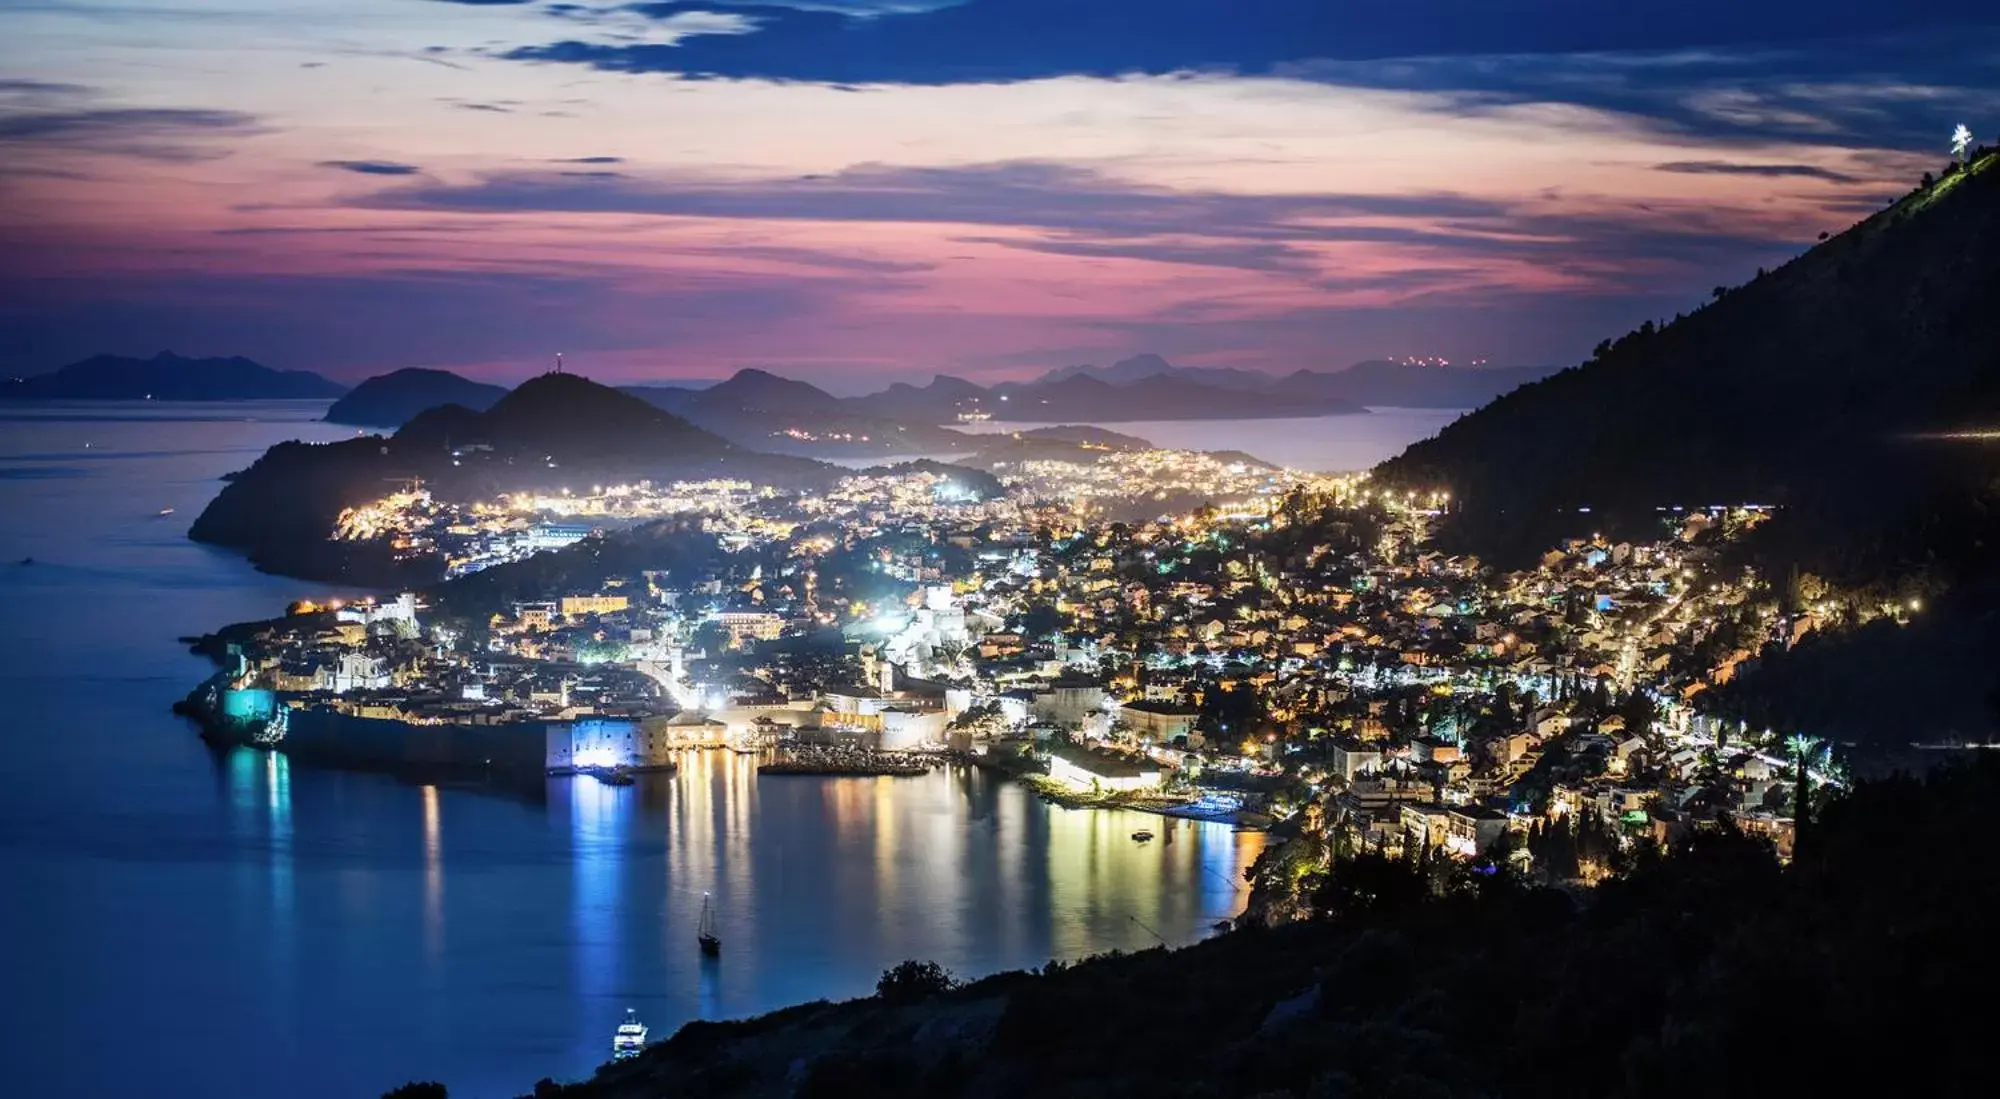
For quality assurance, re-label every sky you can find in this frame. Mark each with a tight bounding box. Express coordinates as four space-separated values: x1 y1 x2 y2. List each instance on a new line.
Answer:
1 1 1995 390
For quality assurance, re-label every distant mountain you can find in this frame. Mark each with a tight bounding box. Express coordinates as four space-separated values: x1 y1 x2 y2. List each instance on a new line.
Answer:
846 355 1363 424
991 371 1364 422
857 374 988 422
1036 353 1273 392
695 367 844 417
1 351 347 401
1375 149 2000 742
1272 360 1556 408
323 368 506 427
617 384 705 416
191 372 834 583
626 368 967 459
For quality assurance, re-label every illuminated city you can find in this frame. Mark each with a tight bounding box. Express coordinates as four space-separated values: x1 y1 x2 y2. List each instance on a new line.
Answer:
6 3 1998 1098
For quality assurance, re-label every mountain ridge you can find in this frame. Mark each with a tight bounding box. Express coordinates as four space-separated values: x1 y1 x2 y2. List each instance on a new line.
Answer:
324 367 506 426
1 351 348 401
1373 148 2000 742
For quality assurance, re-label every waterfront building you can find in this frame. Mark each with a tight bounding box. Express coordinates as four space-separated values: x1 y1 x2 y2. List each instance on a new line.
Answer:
1047 745 1163 794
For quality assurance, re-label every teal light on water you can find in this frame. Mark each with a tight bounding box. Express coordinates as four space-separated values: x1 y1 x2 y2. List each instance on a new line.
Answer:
220 687 276 723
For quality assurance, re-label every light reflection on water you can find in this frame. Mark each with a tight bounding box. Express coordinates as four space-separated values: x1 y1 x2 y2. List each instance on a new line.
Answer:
0 402 1265 1099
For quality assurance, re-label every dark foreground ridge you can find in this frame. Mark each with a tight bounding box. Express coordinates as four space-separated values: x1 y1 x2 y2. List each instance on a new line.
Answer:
390 758 1998 1099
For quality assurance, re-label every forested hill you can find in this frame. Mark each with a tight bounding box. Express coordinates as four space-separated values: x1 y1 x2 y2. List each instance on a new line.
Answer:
190 373 833 584
1375 150 2000 583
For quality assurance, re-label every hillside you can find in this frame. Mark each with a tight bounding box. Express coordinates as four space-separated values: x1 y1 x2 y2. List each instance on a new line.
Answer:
324 368 506 426
1377 152 2000 568
1374 150 2000 742
190 372 834 583
439 759 2000 1099
1 351 347 400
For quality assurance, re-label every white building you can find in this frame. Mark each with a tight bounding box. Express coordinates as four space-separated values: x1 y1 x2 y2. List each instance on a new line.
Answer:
329 652 390 694
1047 745 1162 793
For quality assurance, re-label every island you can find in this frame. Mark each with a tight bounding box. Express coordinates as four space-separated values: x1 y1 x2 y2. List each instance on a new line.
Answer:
1 350 347 401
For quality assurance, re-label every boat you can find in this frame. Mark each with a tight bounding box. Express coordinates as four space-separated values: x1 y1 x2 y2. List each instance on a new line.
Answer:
594 766 635 786
611 1008 648 1060
697 892 721 956
1131 830 1156 842
157 507 175 516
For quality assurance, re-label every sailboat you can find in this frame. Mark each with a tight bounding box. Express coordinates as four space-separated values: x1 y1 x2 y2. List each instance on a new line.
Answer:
697 892 721 956
611 1008 647 1060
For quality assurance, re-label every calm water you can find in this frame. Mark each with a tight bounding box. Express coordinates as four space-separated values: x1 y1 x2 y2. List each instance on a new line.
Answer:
0 402 1262 1099
951 408 1469 471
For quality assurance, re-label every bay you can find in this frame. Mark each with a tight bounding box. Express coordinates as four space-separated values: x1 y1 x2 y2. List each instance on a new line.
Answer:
0 401 1261 1099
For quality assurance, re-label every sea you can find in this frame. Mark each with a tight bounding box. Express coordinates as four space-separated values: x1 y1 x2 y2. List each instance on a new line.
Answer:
0 401 1292 1099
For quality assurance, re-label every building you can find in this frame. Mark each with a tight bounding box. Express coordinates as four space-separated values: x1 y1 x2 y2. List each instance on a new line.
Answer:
1444 808 1510 857
1329 738 1384 782
1047 745 1162 793
329 652 390 694
526 523 592 552
545 716 677 771
1400 803 1452 851
335 592 419 628
1117 699 1201 743
716 610 785 645
561 594 630 618
1032 677 1105 727
515 602 555 631
878 706 948 751
1411 737 1463 764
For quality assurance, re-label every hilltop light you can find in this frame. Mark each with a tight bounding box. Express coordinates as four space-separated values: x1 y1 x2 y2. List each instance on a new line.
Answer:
1952 123 1974 161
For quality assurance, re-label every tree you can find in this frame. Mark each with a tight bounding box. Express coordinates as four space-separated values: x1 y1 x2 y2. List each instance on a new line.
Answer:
1788 734 1825 837
381 1085 447 1099
877 959 958 1003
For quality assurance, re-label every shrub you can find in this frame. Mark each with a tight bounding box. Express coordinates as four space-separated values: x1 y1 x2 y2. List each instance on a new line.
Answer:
876 959 957 1003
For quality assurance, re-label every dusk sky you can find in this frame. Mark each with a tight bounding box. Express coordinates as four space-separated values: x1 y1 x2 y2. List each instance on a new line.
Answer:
2 1 1994 389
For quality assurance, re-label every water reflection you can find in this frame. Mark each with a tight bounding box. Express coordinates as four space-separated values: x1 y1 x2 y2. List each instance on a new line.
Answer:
268 753 292 920
422 784 442 969
569 773 625 1018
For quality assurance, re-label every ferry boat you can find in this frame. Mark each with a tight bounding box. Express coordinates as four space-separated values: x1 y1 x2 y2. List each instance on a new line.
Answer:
1131 830 1156 843
611 1008 648 1060
594 766 635 786
698 892 721 956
